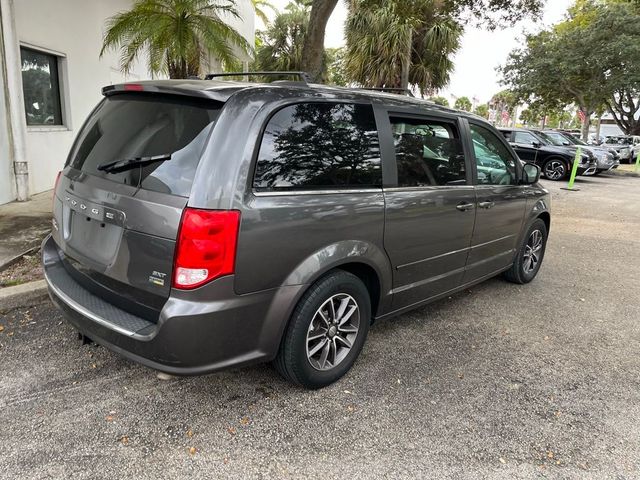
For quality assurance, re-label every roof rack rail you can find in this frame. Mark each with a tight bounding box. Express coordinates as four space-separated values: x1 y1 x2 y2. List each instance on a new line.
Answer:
204 71 312 84
359 87 415 98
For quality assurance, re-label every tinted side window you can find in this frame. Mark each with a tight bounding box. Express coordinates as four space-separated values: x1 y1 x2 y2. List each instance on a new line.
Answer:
390 117 466 187
513 131 538 145
470 123 517 185
500 130 512 141
253 103 381 191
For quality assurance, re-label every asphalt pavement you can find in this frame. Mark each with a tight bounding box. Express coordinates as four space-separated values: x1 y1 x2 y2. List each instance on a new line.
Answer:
1 173 639 479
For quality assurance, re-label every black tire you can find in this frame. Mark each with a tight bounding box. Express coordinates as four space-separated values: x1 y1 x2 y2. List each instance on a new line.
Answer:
503 219 548 284
274 270 371 389
542 158 569 181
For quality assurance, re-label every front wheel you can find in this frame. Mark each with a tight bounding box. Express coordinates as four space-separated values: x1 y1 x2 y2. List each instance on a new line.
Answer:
543 159 568 181
274 271 371 389
503 219 548 284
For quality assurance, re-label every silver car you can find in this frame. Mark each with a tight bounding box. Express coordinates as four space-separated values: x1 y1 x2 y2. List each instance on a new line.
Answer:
539 131 619 174
601 136 639 163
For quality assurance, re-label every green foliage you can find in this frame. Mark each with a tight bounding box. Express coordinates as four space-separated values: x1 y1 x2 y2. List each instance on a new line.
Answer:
490 90 517 113
501 0 640 136
252 0 277 26
429 96 450 106
344 0 462 94
325 47 348 86
100 0 250 79
546 109 572 129
444 0 544 28
519 108 540 127
253 1 311 73
474 103 489 118
454 96 472 112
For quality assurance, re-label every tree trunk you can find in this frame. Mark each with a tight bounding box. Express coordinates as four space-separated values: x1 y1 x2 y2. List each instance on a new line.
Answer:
605 91 640 135
400 30 413 91
300 0 339 82
581 115 590 142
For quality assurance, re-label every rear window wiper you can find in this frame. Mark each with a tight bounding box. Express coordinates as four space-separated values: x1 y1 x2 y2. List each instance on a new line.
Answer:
97 153 172 173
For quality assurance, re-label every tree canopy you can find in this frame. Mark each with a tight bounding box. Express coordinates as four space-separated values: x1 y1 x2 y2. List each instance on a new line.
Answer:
474 103 489 118
297 0 543 83
100 0 250 79
501 0 640 137
253 1 310 73
454 96 472 111
429 96 450 106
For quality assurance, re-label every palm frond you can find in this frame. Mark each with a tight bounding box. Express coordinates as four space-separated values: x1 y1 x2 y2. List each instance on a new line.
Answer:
101 0 249 78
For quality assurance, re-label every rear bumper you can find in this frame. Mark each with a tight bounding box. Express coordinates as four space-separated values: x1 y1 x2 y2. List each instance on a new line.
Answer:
42 235 303 375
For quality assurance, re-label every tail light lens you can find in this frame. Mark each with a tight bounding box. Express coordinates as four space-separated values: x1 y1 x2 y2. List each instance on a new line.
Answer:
173 208 241 289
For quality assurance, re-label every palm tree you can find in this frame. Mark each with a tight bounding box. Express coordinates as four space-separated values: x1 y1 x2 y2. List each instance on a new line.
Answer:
253 1 311 73
100 0 250 79
344 0 461 95
252 0 277 26
454 96 472 112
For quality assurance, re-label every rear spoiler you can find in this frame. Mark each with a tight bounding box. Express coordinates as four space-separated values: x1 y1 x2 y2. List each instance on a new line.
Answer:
101 82 237 102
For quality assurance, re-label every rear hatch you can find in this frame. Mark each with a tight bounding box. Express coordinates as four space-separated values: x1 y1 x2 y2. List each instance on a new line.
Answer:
52 91 222 321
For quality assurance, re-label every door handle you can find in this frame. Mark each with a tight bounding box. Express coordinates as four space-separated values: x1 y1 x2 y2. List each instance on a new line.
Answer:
456 202 475 212
478 201 495 209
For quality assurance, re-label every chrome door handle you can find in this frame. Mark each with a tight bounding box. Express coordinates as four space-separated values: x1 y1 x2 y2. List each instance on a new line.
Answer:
456 202 475 211
478 201 495 209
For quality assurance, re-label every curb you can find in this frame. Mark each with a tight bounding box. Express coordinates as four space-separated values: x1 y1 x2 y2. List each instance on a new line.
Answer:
609 168 640 178
0 245 41 273
0 279 49 312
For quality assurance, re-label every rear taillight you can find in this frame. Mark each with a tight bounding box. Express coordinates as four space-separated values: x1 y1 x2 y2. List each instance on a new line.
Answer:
173 208 241 290
123 83 144 91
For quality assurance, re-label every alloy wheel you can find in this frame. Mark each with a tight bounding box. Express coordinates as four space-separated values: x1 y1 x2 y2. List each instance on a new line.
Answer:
306 293 360 371
522 229 544 274
544 161 566 180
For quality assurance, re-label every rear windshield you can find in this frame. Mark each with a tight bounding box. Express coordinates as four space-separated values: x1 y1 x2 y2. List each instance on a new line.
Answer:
68 93 221 197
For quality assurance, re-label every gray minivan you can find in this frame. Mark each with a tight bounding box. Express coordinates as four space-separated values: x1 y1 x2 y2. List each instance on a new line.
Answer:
43 78 551 389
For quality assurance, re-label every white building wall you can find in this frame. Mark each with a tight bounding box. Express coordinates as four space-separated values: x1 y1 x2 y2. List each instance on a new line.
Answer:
2 0 255 204
13 0 151 197
203 0 255 73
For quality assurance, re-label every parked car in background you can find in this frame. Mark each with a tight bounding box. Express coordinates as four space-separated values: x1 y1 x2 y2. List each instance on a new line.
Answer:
42 77 551 389
601 136 639 163
536 130 619 175
499 128 597 180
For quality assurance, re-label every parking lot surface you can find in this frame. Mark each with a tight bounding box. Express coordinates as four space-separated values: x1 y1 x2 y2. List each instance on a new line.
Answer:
1 174 639 479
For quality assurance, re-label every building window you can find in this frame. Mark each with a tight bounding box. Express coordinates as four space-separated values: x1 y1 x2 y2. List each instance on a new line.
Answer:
20 47 63 126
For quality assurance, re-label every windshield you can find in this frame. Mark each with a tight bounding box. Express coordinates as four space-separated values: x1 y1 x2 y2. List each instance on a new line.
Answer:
545 131 585 146
604 137 632 145
68 93 221 197
535 131 566 147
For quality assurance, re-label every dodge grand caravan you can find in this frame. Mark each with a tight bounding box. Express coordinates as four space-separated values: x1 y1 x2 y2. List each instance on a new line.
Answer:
43 77 551 389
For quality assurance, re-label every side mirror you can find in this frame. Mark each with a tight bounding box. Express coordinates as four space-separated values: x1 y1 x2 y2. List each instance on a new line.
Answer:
531 141 541 148
522 163 541 184
562 141 571 146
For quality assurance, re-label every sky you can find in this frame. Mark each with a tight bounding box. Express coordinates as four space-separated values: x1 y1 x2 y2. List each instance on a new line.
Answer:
267 0 573 104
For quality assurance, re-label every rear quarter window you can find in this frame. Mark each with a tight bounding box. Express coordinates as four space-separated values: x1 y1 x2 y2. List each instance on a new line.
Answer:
253 102 382 191
68 93 221 197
